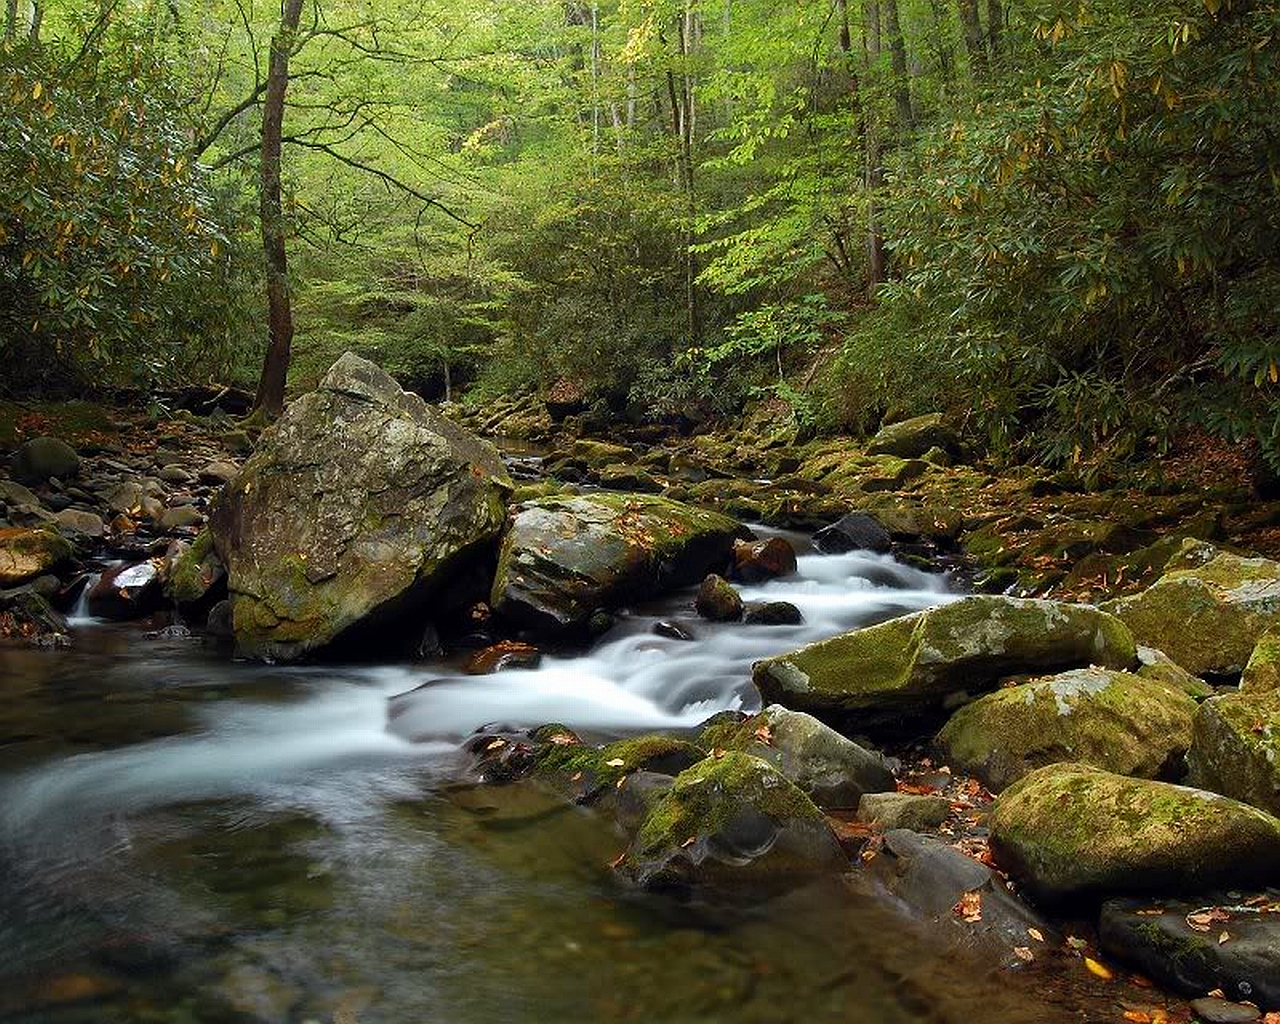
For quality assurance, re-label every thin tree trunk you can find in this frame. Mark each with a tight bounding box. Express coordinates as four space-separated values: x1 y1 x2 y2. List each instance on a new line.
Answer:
862 0 886 289
986 0 1001 59
27 0 40 41
666 15 699 344
927 0 955 85
882 0 913 128
957 0 987 74
253 0 304 417
590 2 600 155
4 0 17 41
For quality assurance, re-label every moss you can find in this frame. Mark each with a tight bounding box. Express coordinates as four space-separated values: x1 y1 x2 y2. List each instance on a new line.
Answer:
1242 628 1280 692
1133 921 1212 971
535 734 706 788
168 529 220 605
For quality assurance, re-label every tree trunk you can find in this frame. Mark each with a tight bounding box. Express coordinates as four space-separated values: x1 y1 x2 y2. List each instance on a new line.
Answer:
927 0 955 85
4 0 17 41
986 0 1002 59
27 0 41 42
253 0 304 417
882 0 913 128
862 0 886 289
957 0 987 74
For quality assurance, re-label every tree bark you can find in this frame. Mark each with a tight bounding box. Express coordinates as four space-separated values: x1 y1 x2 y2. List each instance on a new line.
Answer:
253 0 304 417
27 0 40 42
4 0 18 41
861 0 886 288
986 0 1002 59
957 0 987 74
882 0 914 128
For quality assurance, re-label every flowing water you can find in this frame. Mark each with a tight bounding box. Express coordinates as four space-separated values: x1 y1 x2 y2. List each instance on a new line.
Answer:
0 538 1117 1023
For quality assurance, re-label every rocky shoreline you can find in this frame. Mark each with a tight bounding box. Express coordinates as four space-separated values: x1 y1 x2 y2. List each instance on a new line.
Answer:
6 356 1280 1023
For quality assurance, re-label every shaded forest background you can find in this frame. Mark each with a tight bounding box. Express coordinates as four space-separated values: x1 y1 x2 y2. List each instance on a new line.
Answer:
1 0 1278 481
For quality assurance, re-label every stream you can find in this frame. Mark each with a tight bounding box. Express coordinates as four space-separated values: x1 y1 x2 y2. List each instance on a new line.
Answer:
0 536 1118 1022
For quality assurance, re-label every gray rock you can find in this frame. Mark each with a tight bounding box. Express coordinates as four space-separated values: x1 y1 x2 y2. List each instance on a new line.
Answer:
857 792 952 831
866 414 961 460
160 505 204 531
55 507 104 539
695 573 743 622
0 480 41 508
813 512 892 554
1190 998 1262 1023
157 465 194 484
1187 691 1280 815
744 600 803 626
11 437 79 484
0 527 73 586
199 461 240 485
105 481 145 515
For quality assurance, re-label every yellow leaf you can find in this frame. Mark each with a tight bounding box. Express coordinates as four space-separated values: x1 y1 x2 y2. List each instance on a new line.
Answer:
210 240 220 258
31 81 42 100
604 758 626 768
1083 956 1113 980
1269 360 1278 383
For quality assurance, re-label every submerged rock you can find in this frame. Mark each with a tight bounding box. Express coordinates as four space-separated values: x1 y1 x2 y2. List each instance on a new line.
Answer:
988 763 1280 905
210 353 511 662
490 493 745 638
1187 691 1280 815
752 596 1136 730
0 527 72 586
1103 548 1280 676
935 667 1196 791
619 751 846 891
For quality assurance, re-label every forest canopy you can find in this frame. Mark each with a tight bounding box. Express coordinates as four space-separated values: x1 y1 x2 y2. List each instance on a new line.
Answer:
1 0 1277 475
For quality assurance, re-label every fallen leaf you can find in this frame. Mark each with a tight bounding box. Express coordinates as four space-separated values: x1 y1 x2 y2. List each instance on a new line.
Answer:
607 851 626 869
953 890 983 923
1013 946 1034 962
1219 930 1231 944
1083 957 1113 980
1186 907 1230 932
1027 927 1044 943
680 835 697 848
1123 1012 1152 1023
604 758 626 768
753 724 773 744
485 739 506 751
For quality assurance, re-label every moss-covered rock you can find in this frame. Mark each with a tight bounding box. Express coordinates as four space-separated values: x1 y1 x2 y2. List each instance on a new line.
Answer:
165 529 227 607
1103 549 1280 676
752 595 1137 730
935 667 1197 791
10 436 80 483
1186 691 1280 815
1136 646 1215 699
989 763 1280 905
534 734 707 798
857 792 953 831
209 353 511 662
619 752 846 891
694 573 743 622
0 527 72 586
700 704 895 809
866 413 960 460
491 493 747 637
1242 628 1280 693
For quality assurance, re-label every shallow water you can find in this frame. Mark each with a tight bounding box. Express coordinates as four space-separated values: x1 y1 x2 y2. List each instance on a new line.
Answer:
0 541 1120 1023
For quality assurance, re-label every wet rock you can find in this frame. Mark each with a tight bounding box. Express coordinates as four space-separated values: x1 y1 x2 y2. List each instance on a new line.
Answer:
105 480 145 515
165 529 227 608
700 704 895 809
214 964 301 1023
199 460 240 485
11 436 80 483
0 526 73 586
1187 691 1280 815
619 751 846 891
653 620 694 641
1100 897 1280 1010
988 763 1280 906
54 507 105 538
812 512 892 555
597 464 663 493
210 353 511 662
935 667 1197 791
613 770 676 831
866 413 960 460
1103 546 1280 676
0 588 68 642
464 640 542 675
491 493 745 638
744 600 803 626
1136 645 1214 698
157 464 194 484
1190 998 1262 1023
859 829 1054 967
0 479 41 508
159 505 204 530
695 574 743 622
1242 628 1280 693
753 596 1136 730
206 598 233 636
534 734 706 800
730 537 797 583
87 560 165 620
857 792 952 831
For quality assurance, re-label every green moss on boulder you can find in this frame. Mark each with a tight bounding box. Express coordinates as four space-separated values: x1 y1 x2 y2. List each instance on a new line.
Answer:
1242 629 1280 693
1186 691 1280 815
0 527 72 586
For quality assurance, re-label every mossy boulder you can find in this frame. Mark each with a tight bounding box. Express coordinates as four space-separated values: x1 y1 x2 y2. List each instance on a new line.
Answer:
857 792 952 831
694 573 743 622
10 436 79 483
1242 628 1280 693
0 527 72 586
491 493 747 637
619 752 846 891
165 529 227 608
700 704 895 809
935 667 1197 792
1136 646 1215 699
866 413 960 460
752 595 1137 730
533 734 707 801
1186 691 1280 815
989 763 1280 905
1103 550 1280 676
209 353 511 662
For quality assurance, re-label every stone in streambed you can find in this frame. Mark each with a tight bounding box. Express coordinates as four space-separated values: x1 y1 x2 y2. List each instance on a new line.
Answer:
463 640 541 675
210 353 511 662
695 574 743 622
730 537 797 583
988 763 1280 905
857 792 952 831
0 527 72 586
752 595 1136 730
812 512 892 555
744 600 803 626
1186 691 1280 816
165 529 226 609
866 413 961 460
935 667 1196 791
10 436 79 484
87 560 165 620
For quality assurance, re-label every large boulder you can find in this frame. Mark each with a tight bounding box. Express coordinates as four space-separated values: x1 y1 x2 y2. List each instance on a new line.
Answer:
1102 549 1280 676
866 414 960 460
490 493 747 638
1242 628 1280 692
752 596 1136 730
209 353 511 662
86 560 165 621
812 512 892 555
0 527 72 587
10 436 79 483
988 763 1280 905
935 667 1197 791
164 530 227 608
700 704 895 809
618 752 846 891
1187 691 1280 816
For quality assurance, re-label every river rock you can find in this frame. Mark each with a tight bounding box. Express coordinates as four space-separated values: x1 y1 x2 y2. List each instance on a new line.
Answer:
0 527 72 586
730 537 797 583
1136 644 1215 698
1242 628 1280 692
1103 549 1280 676
10 436 79 483
1100 897 1280 1010
463 640 542 675
87 560 165 620
695 574 743 622
866 414 960 460
160 505 204 531
199 460 240 485
618 751 846 891
744 600 803 626
752 596 1137 730
490 493 746 638
209 353 511 662
0 480 41 509
988 763 1280 905
54 508 104 538
1187 691 1280 815
934 667 1196 791
0 588 68 642
165 530 227 608
857 793 952 831
812 512 892 554
700 704 895 809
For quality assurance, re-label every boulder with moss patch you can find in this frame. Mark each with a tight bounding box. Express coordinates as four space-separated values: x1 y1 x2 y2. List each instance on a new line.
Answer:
165 530 227 609
1103 550 1280 676
619 751 846 891
0 527 72 587
1136 646 1214 699
209 353 511 662
533 734 707 801
866 414 960 460
1186 691 1280 816
491 493 747 637
1242 629 1280 693
752 595 1136 730
989 763 1280 905
935 667 1196 792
